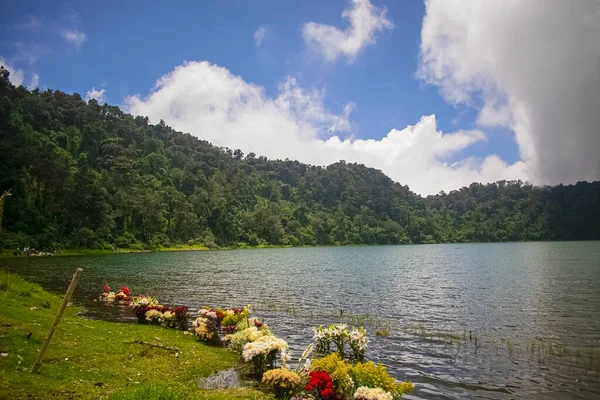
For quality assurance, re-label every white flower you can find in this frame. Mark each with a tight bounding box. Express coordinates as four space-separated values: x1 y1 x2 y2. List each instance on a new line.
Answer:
350 327 369 350
145 309 162 321
303 358 312 372
242 335 288 362
161 311 176 321
354 386 393 400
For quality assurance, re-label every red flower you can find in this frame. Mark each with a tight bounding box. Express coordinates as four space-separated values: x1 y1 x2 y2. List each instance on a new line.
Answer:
306 371 336 399
104 285 110 293
174 306 188 315
121 286 130 296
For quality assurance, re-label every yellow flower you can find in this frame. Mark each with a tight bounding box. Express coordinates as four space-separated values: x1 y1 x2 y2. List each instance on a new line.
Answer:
262 368 301 388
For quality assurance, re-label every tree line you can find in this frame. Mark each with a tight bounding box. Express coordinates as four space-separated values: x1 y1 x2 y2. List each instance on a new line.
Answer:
0 67 598 251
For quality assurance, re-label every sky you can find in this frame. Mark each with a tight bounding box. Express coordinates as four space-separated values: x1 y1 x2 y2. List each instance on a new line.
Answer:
1 0 599 195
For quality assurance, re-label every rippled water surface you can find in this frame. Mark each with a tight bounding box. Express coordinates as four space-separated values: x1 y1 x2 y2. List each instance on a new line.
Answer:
3 242 600 399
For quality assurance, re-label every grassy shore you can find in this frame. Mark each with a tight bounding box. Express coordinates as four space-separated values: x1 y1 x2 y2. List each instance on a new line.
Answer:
0 272 271 399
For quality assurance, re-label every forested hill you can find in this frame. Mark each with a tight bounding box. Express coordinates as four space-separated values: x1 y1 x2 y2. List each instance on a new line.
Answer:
1 68 599 251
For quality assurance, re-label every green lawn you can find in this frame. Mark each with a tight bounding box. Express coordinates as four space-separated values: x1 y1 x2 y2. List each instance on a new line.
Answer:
0 272 271 399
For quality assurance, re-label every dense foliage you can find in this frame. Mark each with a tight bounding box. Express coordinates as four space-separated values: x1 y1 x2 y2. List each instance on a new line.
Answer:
1 67 599 250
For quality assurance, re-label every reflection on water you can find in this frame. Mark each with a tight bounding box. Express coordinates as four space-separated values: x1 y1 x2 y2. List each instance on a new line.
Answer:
2 241 600 399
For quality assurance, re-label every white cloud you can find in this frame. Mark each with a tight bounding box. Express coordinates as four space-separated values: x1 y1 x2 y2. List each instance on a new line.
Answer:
14 16 43 30
0 57 25 87
254 26 267 47
61 29 87 50
303 0 393 62
85 87 105 103
125 61 526 195
418 0 600 185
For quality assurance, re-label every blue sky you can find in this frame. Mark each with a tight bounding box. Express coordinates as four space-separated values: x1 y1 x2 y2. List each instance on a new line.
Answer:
2 0 598 194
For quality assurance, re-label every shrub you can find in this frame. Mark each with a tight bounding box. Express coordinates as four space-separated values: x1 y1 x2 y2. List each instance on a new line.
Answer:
150 232 170 249
0 231 34 249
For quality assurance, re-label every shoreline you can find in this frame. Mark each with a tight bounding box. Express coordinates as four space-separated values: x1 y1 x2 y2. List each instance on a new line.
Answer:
2 239 598 259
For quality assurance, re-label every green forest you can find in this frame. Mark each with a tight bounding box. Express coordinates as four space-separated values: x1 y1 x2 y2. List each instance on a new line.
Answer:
1 67 599 251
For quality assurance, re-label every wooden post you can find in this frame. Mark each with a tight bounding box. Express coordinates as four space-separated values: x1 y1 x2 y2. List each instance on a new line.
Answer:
0 189 12 235
32 268 82 374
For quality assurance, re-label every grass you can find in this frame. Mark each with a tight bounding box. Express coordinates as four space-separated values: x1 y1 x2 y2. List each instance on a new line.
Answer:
0 271 271 399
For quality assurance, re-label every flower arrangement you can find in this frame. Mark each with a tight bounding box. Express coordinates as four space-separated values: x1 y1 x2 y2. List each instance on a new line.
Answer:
131 295 158 307
93 284 414 398
313 324 349 357
113 286 131 301
242 335 289 379
261 368 302 400
173 306 189 330
160 310 177 328
193 306 254 340
192 317 215 341
224 326 269 353
352 361 398 394
100 285 132 303
314 324 369 361
305 370 336 399
145 309 163 324
353 386 393 400
313 325 332 353
311 352 355 398
131 296 160 323
349 327 369 362
100 285 115 301
221 307 250 331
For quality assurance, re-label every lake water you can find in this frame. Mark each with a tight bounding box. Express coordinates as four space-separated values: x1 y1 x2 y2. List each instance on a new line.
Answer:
2 242 600 399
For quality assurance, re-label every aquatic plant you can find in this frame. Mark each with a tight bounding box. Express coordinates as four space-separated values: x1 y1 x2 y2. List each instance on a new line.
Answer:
375 327 389 337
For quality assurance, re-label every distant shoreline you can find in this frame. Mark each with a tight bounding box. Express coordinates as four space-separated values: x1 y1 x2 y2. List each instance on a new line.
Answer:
2 240 599 259
0 244 296 258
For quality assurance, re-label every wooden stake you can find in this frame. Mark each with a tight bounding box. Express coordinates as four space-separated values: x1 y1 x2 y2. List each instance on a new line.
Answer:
0 189 12 235
32 268 82 374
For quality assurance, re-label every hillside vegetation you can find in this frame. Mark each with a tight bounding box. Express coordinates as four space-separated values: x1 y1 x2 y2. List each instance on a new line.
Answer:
1 66 599 251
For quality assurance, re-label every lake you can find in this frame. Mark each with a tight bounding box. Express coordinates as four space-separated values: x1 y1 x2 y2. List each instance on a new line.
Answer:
2 242 600 399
